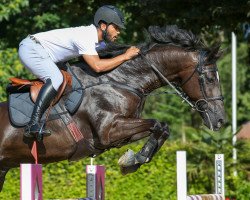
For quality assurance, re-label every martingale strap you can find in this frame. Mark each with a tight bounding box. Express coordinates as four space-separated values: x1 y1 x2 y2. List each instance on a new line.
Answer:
67 122 84 142
54 102 83 142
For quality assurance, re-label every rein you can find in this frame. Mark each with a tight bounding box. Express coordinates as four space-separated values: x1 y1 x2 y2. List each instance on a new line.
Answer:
139 52 197 109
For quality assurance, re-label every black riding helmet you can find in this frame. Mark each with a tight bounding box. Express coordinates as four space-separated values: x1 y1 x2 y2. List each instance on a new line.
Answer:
94 5 125 29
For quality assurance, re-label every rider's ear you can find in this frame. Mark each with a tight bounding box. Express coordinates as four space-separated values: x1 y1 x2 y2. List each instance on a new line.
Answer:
99 22 107 31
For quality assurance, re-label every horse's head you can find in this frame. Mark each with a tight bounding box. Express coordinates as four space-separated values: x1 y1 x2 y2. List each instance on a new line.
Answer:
177 46 225 131
144 25 225 131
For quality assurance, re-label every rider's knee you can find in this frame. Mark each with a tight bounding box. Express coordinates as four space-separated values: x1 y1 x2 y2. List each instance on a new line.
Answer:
50 72 63 90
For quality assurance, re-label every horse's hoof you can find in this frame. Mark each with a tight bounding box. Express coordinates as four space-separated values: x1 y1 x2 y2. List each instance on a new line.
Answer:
120 163 141 175
118 149 137 167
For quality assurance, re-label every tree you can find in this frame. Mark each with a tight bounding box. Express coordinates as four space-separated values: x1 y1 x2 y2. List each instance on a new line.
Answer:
0 0 28 21
1 0 250 47
0 1 249 198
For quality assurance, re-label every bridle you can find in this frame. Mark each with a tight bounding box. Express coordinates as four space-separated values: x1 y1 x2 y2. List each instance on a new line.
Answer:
139 51 224 113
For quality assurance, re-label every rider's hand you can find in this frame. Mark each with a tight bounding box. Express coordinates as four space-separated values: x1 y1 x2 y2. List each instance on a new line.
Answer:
124 46 140 60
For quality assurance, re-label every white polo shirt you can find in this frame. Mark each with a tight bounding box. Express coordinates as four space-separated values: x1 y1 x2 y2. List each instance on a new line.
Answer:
34 24 99 63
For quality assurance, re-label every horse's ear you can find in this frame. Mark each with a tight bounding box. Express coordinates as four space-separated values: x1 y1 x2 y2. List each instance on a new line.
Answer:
206 44 223 63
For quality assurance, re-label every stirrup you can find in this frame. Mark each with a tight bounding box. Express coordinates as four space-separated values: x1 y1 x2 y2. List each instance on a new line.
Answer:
24 123 51 138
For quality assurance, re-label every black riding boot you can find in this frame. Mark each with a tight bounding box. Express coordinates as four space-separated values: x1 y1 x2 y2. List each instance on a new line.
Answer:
24 79 57 138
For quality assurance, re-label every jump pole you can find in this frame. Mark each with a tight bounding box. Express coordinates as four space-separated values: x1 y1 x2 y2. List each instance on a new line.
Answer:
20 152 105 200
20 163 43 200
176 151 225 200
176 151 187 200
20 164 105 200
20 141 43 200
86 158 105 200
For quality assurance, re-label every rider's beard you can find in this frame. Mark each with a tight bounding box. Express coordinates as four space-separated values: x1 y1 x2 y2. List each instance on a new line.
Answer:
105 33 116 43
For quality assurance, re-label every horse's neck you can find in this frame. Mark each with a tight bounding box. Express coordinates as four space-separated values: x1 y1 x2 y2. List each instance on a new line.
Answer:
71 48 197 94
107 59 159 93
111 48 197 94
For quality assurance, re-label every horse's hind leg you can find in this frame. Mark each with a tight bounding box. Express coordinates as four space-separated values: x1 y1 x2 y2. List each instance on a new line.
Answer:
0 168 9 192
118 122 170 175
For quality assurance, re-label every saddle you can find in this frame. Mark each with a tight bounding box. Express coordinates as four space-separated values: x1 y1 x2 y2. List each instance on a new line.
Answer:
7 70 72 105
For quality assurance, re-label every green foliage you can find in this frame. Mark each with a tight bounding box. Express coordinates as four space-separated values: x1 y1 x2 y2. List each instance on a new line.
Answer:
0 1 249 199
0 0 28 21
0 131 249 199
34 13 63 30
231 139 250 199
1 1 249 47
0 48 33 101
143 90 195 140
219 43 250 124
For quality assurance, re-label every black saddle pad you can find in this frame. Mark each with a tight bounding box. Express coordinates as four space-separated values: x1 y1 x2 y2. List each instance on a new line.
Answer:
8 67 83 127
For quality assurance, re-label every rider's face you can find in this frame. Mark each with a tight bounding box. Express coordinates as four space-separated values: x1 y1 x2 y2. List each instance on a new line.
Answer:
106 24 121 42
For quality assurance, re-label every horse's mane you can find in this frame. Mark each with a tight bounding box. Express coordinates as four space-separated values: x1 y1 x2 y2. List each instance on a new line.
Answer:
98 25 208 58
147 25 206 51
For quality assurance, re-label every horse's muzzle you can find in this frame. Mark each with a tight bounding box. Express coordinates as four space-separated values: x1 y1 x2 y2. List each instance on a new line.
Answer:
201 101 225 131
214 118 224 131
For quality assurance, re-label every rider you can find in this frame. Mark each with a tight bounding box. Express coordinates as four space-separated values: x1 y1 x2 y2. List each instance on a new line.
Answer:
18 5 140 138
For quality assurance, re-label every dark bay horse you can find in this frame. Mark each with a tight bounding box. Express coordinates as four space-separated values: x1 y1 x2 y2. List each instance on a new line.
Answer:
0 25 225 191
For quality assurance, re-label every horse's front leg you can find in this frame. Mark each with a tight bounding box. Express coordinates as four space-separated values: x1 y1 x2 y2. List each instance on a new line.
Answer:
136 122 170 163
99 118 157 146
118 122 170 175
99 117 170 175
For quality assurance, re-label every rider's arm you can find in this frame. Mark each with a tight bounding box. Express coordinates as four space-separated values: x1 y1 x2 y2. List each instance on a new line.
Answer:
82 46 140 73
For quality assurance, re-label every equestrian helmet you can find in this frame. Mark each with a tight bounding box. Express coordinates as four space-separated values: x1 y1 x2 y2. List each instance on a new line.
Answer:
94 5 125 29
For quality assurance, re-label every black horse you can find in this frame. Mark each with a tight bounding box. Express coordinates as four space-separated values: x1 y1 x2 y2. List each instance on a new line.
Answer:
0 25 225 191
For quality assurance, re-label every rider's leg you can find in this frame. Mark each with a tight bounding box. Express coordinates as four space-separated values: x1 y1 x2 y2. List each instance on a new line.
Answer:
18 36 63 137
24 79 57 137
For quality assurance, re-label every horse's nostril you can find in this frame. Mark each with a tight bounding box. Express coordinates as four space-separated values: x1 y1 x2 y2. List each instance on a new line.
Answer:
217 119 224 128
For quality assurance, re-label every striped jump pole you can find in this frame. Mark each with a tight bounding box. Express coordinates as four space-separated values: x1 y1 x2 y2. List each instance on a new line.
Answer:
176 151 225 200
86 159 105 200
187 194 224 200
177 151 187 200
20 142 105 200
20 141 43 200
215 154 224 196
20 163 105 200
20 163 43 200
